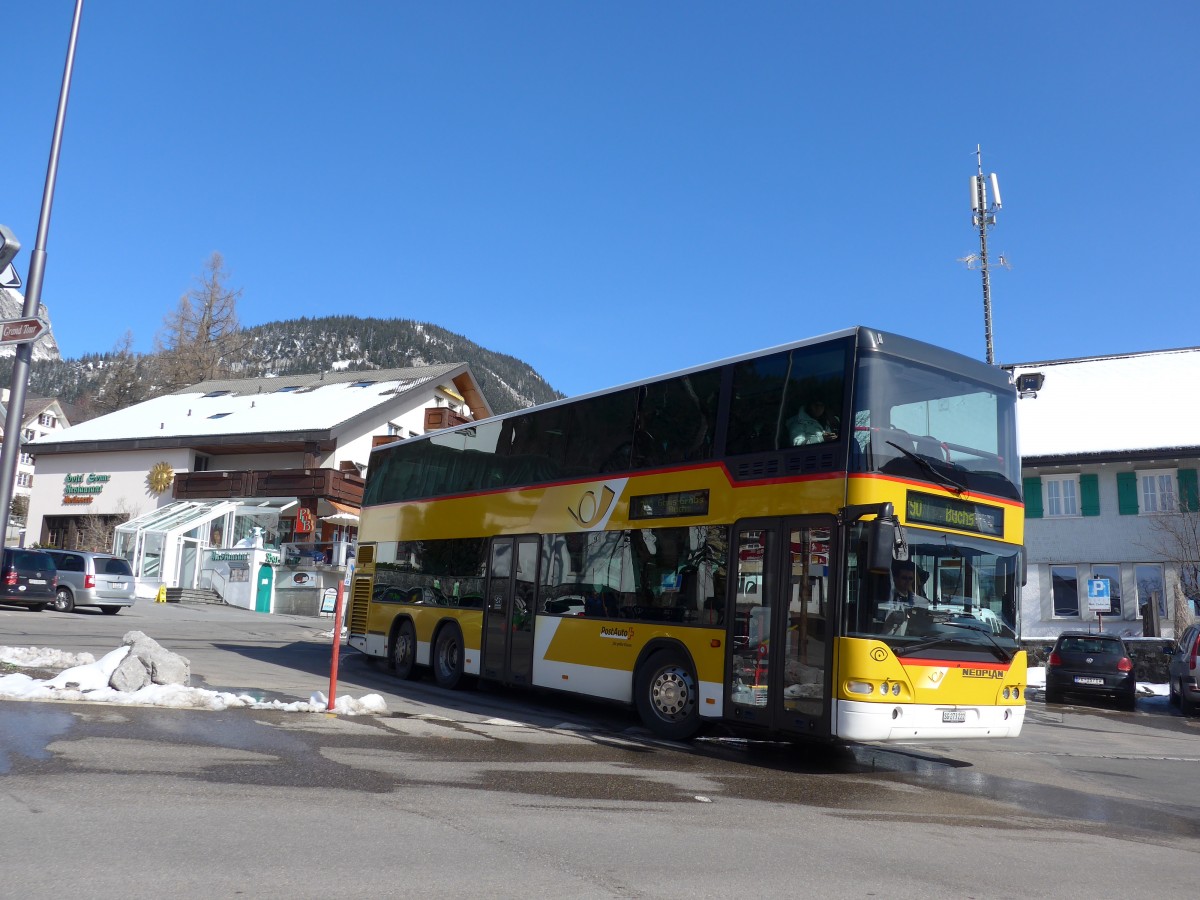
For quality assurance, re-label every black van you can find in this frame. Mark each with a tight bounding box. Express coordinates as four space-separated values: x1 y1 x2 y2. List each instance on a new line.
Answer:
0 548 58 610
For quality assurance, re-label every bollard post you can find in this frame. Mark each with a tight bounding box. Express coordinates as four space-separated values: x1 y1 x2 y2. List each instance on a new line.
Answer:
327 579 345 710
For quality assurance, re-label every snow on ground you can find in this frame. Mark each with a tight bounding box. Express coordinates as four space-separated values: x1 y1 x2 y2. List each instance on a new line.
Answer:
0 644 386 715
1021 666 1168 696
1 643 1169 713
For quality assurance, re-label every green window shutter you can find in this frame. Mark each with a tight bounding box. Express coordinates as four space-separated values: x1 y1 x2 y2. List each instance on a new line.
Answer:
1079 474 1100 516
1178 469 1199 513
1116 471 1139 515
1023 477 1043 519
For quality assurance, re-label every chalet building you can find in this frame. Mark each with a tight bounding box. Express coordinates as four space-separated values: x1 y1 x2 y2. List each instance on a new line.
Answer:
0 389 71 546
1009 347 1200 640
24 364 491 612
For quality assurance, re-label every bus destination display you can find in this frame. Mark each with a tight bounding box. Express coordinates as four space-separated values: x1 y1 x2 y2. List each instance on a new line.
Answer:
629 489 710 520
906 490 1004 537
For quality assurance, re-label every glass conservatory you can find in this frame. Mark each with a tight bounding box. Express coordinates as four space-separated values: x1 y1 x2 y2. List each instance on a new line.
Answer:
113 498 298 590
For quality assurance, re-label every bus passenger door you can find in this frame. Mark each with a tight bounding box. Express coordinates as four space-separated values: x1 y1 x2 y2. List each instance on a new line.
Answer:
482 536 538 685
726 518 834 738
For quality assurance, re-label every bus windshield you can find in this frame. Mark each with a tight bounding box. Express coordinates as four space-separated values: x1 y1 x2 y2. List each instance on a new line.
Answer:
851 353 1020 501
844 524 1021 656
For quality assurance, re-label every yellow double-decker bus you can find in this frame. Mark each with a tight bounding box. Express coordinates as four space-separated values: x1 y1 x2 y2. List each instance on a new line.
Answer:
348 327 1026 742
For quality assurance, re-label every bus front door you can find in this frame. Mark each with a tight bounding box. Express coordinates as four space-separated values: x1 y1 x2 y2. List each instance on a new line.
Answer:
481 536 538 685
726 518 834 738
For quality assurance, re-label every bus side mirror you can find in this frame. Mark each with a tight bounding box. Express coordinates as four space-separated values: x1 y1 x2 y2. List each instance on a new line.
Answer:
868 519 896 574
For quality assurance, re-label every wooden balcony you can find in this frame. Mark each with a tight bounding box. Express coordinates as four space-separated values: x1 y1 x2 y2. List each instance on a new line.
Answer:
172 467 365 505
425 406 471 431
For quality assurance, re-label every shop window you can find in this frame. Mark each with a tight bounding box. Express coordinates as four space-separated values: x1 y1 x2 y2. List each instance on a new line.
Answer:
1051 565 1079 617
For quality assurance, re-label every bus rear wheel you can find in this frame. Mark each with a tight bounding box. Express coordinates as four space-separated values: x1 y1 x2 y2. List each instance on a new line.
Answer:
635 649 700 741
391 620 418 680
433 626 467 690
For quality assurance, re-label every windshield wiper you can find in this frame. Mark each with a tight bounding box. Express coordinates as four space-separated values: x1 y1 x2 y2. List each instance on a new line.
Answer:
886 441 969 495
941 620 1015 662
892 629 1013 663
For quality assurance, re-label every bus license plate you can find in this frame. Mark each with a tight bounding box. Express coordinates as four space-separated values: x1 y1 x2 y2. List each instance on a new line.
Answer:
1075 676 1104 685
942 710 966 723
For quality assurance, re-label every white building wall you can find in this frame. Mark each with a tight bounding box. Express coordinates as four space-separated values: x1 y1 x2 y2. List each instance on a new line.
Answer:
332 395 432 471
1022 463 1187 640
26 448 195 545
204 451 308 471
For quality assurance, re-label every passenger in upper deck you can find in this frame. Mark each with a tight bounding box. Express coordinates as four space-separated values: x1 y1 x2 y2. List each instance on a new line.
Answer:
787 398 839 446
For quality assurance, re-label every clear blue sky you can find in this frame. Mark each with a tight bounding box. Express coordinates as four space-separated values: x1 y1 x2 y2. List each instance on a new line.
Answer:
9 3 1198 398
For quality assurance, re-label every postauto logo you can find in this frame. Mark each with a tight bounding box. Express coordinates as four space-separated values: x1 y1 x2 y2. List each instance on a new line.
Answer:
599 625 634 641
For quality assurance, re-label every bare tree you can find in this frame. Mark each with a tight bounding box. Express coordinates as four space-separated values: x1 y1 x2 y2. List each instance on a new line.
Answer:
156 252 245 389
1144 502 1200 635
92 330 156 415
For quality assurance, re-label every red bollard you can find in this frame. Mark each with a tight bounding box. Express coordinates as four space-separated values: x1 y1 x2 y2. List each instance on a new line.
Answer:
327 580 345 711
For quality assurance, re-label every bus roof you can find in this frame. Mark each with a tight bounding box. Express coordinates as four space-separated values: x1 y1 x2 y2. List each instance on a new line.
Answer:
369 325 1012 457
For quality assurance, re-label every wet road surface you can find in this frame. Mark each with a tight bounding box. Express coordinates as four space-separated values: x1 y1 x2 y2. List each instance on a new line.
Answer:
2 600 1198 897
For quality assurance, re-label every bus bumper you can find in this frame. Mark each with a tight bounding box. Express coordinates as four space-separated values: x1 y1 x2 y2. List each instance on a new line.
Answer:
835 699 1025 742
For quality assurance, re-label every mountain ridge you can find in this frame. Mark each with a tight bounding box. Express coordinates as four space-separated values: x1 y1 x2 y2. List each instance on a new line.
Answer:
2 315 564 423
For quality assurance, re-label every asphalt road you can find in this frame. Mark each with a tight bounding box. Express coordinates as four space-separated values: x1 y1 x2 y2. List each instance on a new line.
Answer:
2 599 1198 898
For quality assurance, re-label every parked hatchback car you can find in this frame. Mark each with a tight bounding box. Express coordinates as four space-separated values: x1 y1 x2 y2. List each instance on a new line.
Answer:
44 550 136 615
1044 631 1137 710
0 548 58 610
1167 623 1200 716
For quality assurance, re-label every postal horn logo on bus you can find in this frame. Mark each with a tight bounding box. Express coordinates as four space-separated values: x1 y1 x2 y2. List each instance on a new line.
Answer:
568 485 617 528
600 625 634 641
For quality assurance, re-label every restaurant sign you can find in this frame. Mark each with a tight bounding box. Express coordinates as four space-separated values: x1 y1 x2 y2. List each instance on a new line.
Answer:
62 472 111 506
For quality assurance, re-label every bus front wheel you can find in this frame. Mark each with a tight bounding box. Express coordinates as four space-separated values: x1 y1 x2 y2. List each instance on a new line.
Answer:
433 626 467 690
391 620 418 680
635 649 700 741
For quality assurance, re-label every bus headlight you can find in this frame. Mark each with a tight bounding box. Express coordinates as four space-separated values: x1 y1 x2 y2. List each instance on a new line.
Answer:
847 681 873 695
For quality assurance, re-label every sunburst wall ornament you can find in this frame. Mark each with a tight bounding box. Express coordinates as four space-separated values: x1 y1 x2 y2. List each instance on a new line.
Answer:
147 462 175 494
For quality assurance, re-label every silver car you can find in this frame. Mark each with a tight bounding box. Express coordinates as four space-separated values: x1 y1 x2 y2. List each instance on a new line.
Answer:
44 550 137 615
1168 623 1200 716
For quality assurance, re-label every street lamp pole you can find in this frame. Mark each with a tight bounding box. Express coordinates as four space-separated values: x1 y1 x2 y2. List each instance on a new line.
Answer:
0 0 85 547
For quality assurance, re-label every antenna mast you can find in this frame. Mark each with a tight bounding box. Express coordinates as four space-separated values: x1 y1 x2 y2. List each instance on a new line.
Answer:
969 145 1002 364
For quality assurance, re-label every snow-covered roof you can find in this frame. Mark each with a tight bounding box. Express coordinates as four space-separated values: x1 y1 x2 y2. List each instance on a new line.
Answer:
0 395 65 440
1008 346 1200 461
30 364 469 451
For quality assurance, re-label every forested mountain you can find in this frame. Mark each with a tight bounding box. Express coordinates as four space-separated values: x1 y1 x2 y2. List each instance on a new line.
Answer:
1 316 563 423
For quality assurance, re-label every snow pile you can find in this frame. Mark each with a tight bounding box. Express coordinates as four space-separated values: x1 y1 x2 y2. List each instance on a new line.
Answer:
0 643 387 716
0 646 96 669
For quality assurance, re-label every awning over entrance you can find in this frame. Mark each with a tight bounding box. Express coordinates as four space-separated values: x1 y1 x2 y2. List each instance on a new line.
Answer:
318 498 360 526
319 498 360 516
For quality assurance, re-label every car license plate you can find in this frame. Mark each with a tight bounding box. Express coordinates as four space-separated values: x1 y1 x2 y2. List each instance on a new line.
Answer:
110 581 126 588
29 579 45 585
942 710 967 723
1075 676 1104 685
